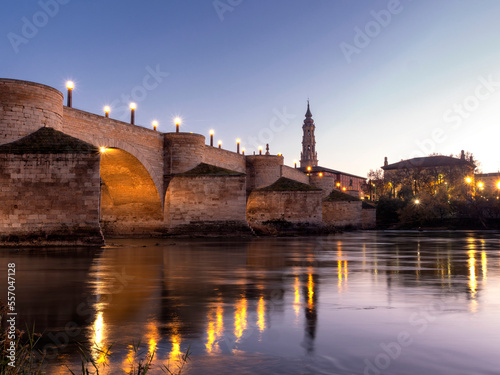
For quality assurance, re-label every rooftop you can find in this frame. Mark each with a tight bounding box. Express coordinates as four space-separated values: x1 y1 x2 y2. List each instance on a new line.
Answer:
324 189 360 202
257 177 321 191
382 155 475 171
176 163 245 177
299 165 366 180
0 127 97 154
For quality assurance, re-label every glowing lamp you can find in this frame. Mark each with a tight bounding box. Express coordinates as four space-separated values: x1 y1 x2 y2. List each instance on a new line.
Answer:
497 181 500 189
319 172 323 177
307 166 312 172
174 117 181 133
129 103 136 124
218 140 222 149
100 147 106 153
209 129 214 146
152 120 158 131
342 187 346 191
241 147 245 155
258 146 263 155
294 160 298 168
415 199 420 204
236 138 241 154
104 106 110 118
66 81 74 107
465 177 472 184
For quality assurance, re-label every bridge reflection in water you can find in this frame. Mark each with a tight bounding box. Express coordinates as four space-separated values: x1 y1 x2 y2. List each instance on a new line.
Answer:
1 231 498 375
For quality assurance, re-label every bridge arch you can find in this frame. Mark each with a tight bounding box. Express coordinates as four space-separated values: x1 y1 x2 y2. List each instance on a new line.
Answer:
60 115 165 206
99 147 164 235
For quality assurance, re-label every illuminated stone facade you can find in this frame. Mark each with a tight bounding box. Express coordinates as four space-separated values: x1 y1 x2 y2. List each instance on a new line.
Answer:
0 78 372 243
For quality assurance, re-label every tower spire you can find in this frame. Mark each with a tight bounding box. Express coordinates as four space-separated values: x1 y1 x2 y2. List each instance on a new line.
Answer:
300 101 318 168
305 99 312 118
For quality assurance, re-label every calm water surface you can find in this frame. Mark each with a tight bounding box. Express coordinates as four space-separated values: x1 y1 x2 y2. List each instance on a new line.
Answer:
1 231 500 374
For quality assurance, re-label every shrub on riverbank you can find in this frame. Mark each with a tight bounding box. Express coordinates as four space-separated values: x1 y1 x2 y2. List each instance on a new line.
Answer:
375 194 500 229
0 301 190 375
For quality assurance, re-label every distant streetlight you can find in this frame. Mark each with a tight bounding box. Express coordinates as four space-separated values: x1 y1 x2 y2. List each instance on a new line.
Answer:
66 81 74 107
415 199 420 204
152 120 158 131
129 103 136 125
104 106 110 118
294 160 298 169
258 146 263 155
218 140 222 149
478 181 484 190
241 147 245 155
236 139 241 154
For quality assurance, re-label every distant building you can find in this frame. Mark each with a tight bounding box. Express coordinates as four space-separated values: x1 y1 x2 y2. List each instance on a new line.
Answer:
381 151 476 197
298 103 366 198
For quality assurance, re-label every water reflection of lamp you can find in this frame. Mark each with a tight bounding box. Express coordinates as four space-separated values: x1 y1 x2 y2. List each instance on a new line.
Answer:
302 272 317 354
294 276 301 320
206 310 216 354
168 318 182 363
468 249 477 298
234 296 248 342
92 311 109 365
257 296 266 333
481 251 487 281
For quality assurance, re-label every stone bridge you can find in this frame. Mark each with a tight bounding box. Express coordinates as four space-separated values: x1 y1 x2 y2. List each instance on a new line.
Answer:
1 78 320 242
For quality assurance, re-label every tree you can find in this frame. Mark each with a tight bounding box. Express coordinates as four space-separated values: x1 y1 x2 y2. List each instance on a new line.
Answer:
367 169 389 199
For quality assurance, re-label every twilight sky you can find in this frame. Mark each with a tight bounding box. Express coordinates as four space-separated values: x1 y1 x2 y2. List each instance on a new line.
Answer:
3 0 500 176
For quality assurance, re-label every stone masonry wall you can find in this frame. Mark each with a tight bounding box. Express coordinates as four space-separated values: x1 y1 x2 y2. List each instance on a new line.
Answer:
164 133 205 176
246 155 284 192
362 208 376 229
322 201 362 228
0 79 64 145
281 165 309 185
164 175 248 233
246 190 323 225
203 145 246 173
310 174 336 197
0 153 103 245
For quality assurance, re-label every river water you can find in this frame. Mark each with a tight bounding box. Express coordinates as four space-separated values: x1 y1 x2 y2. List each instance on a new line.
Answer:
1 231 499 375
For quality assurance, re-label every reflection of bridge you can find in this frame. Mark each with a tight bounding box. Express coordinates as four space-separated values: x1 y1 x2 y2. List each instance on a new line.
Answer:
6 233 492 373
0 79 319 243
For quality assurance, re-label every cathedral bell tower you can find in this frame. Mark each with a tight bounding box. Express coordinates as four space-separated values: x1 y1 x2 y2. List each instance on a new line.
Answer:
300 101 318 168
